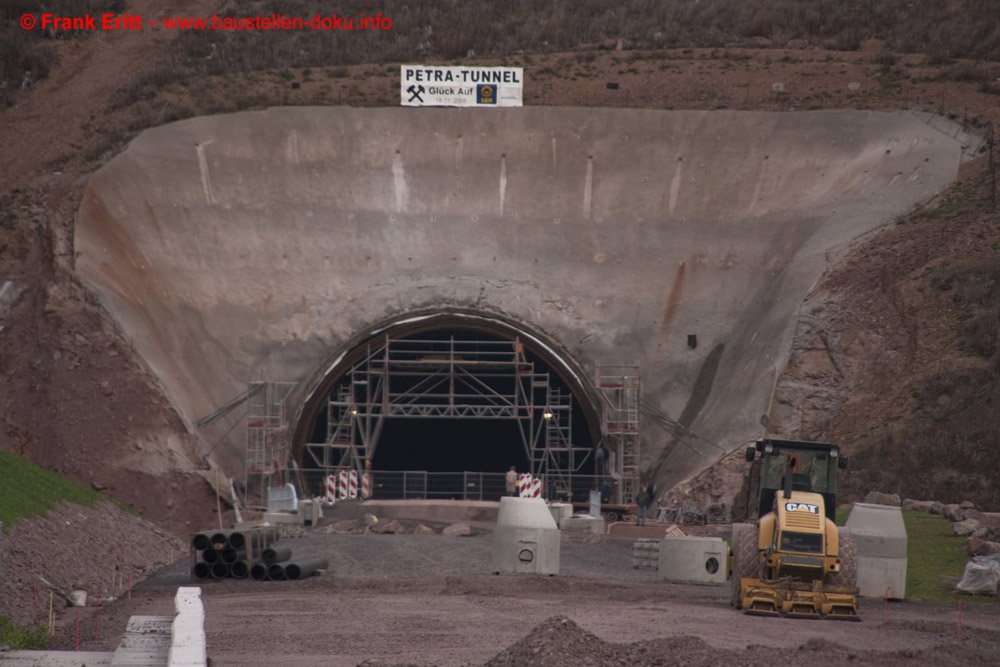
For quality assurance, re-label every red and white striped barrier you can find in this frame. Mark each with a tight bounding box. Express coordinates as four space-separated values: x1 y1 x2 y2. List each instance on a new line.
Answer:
337 470 359 500
518 474 541 498
518 474 531 497
325 475 337 503
361 472 372 499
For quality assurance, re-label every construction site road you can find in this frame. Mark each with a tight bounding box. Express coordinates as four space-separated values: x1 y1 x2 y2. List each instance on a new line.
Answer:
48 526 1000 667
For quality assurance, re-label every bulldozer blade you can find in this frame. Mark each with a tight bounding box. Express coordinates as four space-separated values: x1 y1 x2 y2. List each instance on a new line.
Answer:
739 579 860 621
783 603 822 619
822 604 861 621
744 602 782 617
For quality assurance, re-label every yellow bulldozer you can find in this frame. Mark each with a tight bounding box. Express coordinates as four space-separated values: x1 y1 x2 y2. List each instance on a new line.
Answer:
730 438 859 620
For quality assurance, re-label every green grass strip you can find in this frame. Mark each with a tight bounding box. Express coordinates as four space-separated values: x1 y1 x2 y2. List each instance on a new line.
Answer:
0 617 49 649
901 509 987 603
0 451 103 532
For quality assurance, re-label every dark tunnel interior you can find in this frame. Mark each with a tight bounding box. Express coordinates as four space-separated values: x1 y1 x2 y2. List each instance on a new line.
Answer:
306 329 596 476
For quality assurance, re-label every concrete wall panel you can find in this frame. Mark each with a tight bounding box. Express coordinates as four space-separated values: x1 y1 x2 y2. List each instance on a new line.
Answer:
74 107 968 484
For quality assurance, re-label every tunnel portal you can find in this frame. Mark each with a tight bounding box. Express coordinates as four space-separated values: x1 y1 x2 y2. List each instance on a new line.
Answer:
291 317 619 503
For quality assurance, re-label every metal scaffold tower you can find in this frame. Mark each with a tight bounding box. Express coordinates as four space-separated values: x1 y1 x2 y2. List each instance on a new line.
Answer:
245 379 296 510
594 360 641 505
305 335 587 489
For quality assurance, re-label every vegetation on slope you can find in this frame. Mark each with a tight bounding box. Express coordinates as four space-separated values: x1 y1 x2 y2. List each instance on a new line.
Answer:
5 0 1000 109
0 451 103 532
0 451 104 646
834 165 1000 509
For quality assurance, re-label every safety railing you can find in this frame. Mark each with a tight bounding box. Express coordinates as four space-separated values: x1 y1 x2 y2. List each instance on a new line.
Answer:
291 468 615 503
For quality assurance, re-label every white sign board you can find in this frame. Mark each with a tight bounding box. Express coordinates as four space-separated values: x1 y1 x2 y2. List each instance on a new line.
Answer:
400 65 523 107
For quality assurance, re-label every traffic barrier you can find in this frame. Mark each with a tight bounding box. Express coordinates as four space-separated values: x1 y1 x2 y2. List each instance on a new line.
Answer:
325 475 337 503
338 470 359 499
361 472 372 499
518 474 541 498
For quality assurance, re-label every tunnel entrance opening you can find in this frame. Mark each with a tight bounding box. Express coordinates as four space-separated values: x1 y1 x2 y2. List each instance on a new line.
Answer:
299 326 599 501
374 419 528 473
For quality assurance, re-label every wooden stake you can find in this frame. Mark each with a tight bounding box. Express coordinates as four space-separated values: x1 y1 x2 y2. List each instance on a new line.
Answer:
94 596 101 640
216 466 224 530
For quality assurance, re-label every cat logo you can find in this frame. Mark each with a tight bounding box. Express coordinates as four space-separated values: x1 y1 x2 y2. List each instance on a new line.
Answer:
785 502 819 514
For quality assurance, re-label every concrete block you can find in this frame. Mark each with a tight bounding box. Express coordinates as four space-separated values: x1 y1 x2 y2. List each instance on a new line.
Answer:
299 499 322 526
492 526 560 575
266 483 298 513
631 539 659 569
846 503 907 557
492 497 560 575
548 502 573 526
857 556 907 600
846 502 908 599
658 536 727 585
559 516 605 534
262 511 302 525
169 587 206 667
496 496 557 529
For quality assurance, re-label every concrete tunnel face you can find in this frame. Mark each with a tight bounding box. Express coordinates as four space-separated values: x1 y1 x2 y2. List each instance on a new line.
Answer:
73 106 969 489
292 309 602 475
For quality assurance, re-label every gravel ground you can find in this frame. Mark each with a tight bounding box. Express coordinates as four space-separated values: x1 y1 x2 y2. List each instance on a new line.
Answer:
40 521 1000 667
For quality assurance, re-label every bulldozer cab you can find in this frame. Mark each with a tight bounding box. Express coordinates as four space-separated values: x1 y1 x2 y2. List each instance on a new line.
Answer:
748 438 846 523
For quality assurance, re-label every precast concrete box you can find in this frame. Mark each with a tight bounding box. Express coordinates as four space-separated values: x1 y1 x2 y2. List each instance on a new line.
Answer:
658 536 727 585
548 502 573 527
559 515 605 534
492 497 560 575
845 502 908 599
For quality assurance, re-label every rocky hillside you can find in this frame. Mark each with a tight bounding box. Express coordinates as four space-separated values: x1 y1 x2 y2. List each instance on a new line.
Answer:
1 0 999 536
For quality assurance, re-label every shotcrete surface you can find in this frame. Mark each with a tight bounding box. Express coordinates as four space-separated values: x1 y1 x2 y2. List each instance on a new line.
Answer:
74 106 969 484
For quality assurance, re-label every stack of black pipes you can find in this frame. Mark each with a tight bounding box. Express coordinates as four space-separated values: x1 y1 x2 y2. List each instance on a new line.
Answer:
191 527 328 581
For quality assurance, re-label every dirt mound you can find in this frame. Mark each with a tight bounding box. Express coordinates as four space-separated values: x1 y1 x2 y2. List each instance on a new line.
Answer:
1 501 187 628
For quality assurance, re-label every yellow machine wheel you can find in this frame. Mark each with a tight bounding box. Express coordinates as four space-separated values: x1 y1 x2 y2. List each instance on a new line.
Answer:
828 531 858 587
730 523 757 609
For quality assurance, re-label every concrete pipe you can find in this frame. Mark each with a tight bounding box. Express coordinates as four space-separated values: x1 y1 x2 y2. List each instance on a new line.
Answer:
211 562 230 579
230 526 279 551
250 562 269 581
262 545 292 565
267 563 287 581
230 561 250 579
221 547 247 564
193 562 212 579
191 533 212 551
201 548 222 564
285 559 329 580
210 530 237 550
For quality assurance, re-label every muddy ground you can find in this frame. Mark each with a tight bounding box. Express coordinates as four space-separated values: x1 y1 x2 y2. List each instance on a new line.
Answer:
45 523 1000 667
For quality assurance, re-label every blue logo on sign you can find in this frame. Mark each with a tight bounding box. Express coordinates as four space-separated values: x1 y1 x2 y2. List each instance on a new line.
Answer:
476 84 497 105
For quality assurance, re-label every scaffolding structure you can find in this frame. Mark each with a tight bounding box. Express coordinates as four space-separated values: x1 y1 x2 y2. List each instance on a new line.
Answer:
594 360 641 505
244 380 296 510
304 335 588 492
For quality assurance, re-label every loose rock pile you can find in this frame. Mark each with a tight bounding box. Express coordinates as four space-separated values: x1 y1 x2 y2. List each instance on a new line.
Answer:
866 492 1000 595
890 496 1000 555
